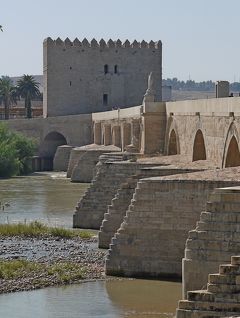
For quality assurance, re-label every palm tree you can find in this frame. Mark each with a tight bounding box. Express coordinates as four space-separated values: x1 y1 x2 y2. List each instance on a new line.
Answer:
0 76 18 120
17 75 40 119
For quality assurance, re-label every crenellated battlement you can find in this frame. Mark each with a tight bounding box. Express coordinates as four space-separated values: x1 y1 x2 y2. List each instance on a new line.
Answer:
44 37 162 49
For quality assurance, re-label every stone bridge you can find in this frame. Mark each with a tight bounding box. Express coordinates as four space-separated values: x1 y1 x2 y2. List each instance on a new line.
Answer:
70 95 240 299
8 97 240 172
6 114 92 169
6 96 240 300
165 97 240 168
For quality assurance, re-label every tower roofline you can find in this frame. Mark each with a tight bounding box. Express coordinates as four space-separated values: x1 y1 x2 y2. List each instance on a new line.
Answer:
43 37 162 49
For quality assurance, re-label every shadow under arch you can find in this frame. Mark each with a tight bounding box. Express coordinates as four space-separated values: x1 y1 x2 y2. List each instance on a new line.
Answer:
192 129 206 161
168 129 179 155
39 131 68 170
222 122 240 168
166 116 180 155
102 124 112 146
225 136 240 167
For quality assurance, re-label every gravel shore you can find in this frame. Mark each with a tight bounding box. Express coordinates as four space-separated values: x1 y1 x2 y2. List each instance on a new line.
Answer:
0 235 107 294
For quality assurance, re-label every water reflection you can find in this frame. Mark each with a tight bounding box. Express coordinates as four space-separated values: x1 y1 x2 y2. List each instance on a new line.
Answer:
0 280 181 318
0 172 88 228
106 279 181 317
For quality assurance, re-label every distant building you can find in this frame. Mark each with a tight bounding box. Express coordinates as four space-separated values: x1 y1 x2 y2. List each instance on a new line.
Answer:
215 80 229 98
0 99 43 119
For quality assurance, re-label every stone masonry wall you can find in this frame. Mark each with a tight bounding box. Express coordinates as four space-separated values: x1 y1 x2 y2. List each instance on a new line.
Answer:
183 186 240 298
177 255 240 318
67 144 121 182
98 167 200 249
73 161 157 229
106 175 240 279
165 97 240 168
7 114 92 150
166 114 232 167
53 145 73 171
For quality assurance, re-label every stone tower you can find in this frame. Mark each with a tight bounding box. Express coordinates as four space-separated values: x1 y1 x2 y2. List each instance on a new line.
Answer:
43 38 162 117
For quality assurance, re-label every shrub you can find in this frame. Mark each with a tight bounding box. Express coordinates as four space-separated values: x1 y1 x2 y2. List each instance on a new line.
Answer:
12 133 36 174
0 124 36 177
0 141 20 177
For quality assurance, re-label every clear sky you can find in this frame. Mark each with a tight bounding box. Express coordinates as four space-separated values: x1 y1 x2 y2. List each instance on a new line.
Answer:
1 0 240 81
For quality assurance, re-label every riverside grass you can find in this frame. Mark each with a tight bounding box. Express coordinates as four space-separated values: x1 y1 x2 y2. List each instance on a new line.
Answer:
0 259 85 283
0 221 92 239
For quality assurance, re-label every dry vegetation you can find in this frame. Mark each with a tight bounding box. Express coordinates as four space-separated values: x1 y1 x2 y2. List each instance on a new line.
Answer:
0 221 92 239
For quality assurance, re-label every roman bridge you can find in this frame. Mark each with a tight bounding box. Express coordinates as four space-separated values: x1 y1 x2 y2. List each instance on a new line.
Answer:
5 95 240 298
165 97 240 168
87 97 240 169
69 95 240 296
6 114 92 169
4 96 240 174
5 105 144 171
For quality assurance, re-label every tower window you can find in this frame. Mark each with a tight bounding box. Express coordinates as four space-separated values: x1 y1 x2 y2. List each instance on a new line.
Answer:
114 65 118 74
104 64 108 74
103 94 108 106
69 81 72 86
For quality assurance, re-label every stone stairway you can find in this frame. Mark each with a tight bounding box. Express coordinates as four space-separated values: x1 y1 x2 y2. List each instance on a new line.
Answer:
183 186 240 297
176 255 240 318
106 176 240 278
98 166 195 248
98 152 124 162
106 177 187 277
73 158 156 229
98 176 138 248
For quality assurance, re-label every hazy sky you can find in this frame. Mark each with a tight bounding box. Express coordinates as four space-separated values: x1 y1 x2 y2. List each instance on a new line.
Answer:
1 0 240 81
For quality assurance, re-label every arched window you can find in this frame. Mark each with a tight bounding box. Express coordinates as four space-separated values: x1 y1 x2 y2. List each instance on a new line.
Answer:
225 136 240 167
168 129 178 155
114 65 118 74
192 129 206 161
104 64 108 74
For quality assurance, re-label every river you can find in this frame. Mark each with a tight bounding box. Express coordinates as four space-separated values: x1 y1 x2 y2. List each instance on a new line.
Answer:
0 172 88 228
0 172 181 317
0 280 181 318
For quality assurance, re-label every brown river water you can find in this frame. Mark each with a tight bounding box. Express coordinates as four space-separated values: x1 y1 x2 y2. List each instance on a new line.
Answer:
0 172 181 317
0 172 87 227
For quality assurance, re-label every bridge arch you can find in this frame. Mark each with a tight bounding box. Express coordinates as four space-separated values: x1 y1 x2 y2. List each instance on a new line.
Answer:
40 131 68 158
222 122 240 168
168 129 179 155
225 136 240 167
166 118 180 155
192 129 206 161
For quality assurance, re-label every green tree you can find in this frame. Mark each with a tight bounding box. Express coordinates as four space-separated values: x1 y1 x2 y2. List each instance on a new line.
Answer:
0 124 36 177
17 75 40 119
0 76 18 120
0 142 19 178
12 133 36 174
